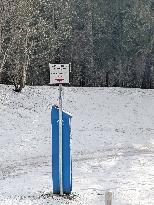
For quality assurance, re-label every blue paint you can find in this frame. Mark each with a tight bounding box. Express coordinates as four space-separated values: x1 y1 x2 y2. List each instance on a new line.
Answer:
51 105 72 194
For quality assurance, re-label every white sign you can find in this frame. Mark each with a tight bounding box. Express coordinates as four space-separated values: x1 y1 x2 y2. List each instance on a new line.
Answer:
49 64 70 84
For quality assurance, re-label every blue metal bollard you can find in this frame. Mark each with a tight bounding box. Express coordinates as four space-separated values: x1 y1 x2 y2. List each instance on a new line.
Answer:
51 105 72 194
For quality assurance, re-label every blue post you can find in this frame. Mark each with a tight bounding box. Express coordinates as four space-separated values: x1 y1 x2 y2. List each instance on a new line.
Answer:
51 105 72 194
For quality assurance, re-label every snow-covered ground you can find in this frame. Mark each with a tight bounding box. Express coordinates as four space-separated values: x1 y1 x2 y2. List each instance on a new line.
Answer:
0 85 154 205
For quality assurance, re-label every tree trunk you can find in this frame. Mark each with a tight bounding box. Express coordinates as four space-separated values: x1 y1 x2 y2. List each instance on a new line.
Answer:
84 0 94 86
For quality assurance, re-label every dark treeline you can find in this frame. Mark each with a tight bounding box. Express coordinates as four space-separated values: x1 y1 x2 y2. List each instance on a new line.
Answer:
0 0 154 89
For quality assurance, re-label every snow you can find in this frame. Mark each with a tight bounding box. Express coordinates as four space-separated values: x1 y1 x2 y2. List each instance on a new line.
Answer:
0 85 154 205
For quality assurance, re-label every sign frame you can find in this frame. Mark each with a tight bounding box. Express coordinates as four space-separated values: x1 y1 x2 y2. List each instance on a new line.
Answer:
49 63 70 85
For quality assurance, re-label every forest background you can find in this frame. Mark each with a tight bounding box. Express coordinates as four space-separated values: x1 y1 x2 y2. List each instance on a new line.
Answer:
0 0 154 89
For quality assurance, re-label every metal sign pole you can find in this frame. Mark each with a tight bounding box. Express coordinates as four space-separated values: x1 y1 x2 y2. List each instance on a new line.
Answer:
49 63 70 195
59 84 63 195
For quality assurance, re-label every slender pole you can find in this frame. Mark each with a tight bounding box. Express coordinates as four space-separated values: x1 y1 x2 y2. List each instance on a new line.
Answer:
59 84 63 195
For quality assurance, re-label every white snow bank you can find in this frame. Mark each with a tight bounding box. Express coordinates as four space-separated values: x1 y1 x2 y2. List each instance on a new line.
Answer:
0 85 154 205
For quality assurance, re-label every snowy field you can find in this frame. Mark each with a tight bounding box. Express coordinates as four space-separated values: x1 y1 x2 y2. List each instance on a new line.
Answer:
0 85 154 205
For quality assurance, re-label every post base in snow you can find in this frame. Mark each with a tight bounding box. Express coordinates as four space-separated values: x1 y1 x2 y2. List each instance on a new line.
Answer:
105 192 112 205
